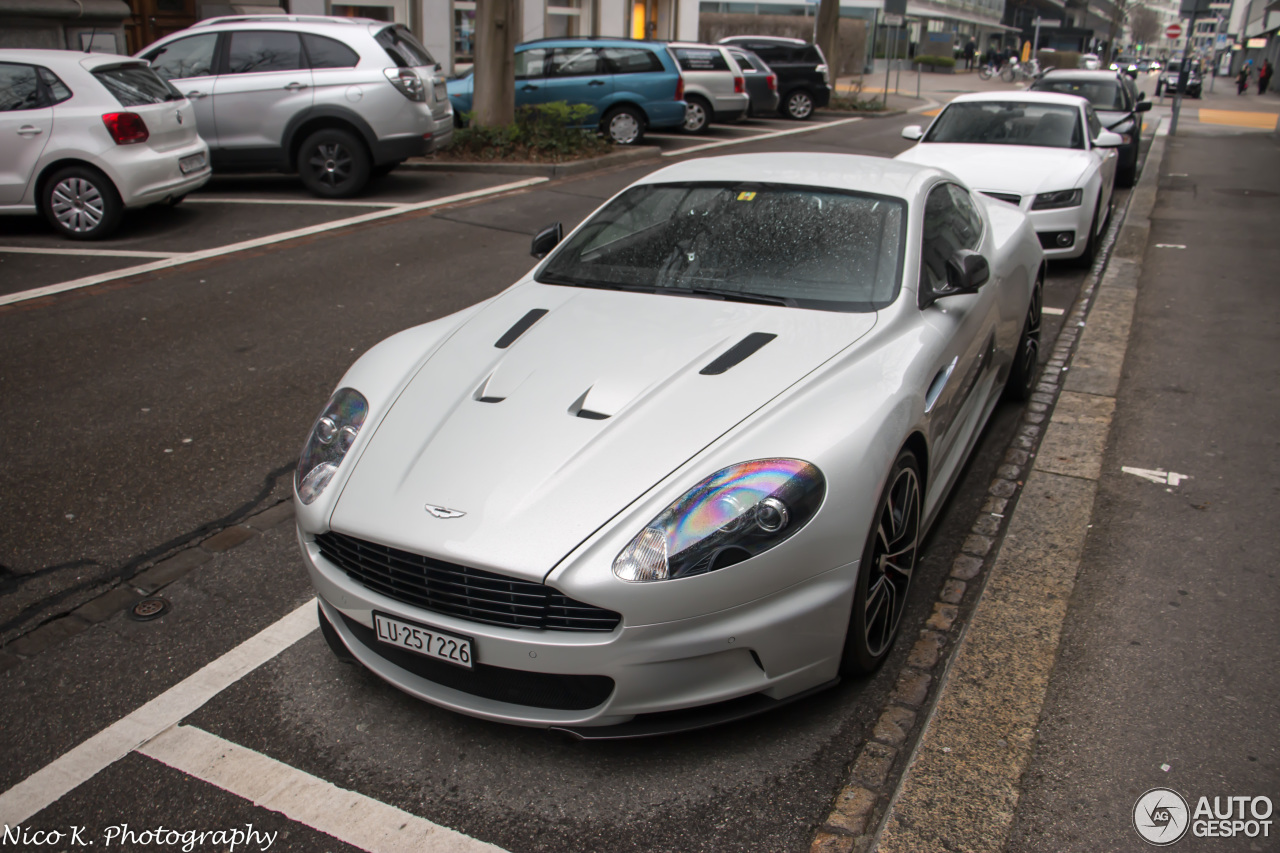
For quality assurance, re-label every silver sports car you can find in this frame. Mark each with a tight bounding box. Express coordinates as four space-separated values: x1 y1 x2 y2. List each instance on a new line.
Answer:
295 153 1045 736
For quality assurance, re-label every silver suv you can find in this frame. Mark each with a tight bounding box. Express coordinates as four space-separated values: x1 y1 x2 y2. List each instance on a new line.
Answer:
139 15 453 198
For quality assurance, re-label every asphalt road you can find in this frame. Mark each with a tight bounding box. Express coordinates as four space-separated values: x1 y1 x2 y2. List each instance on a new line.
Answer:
0 110 1116 853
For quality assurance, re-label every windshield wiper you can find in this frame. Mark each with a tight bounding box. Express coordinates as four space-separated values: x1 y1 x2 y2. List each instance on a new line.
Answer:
537 273 649 293
664 286 794 307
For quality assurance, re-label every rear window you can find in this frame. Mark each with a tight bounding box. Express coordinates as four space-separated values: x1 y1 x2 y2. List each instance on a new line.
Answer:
93 64 180 106
376 26 435 67
674 48 729 72
304 34 360 69
1035 79 1128 110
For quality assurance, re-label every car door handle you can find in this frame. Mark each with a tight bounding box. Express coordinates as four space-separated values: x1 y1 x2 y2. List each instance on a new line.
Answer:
17 125 44 137
284 81 308 91
185 90 208 99
520 84 539 91
587 79 606 86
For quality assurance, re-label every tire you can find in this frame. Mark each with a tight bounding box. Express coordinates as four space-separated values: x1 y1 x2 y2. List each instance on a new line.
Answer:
1117 155 1137 188
782 88 814 120
41 165 122 240
1003 280 1043 402
682 96 712 133
978 66 993 80
1075 195 1101 268
1000 65 1016 83
297 128 371 199
602 105 645 145
840 450 923 676
166 194 186 207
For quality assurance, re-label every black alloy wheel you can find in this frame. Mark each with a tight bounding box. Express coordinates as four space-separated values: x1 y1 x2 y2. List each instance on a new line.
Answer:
1003 281 1043 401
298 128 371 199
842 450 922 675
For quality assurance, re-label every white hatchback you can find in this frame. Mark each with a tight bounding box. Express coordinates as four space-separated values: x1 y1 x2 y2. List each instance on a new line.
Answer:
0 49 210 240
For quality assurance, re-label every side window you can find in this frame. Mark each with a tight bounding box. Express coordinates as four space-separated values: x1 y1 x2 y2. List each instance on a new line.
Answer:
730 51 759 73
0 63 41 111
600 47 663 74
514 48 548 80
946 185 984 249
145 34 218 80
549 47 604 77
226 31 303 74
1086 106 1103 142
36 67 72 105
920 183 969 293
302 34 359 69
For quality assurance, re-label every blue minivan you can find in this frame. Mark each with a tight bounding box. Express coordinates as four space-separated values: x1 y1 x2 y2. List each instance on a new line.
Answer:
447 38 686 145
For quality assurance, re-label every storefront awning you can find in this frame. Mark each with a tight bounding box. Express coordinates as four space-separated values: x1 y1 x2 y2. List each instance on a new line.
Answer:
906 3 1023 31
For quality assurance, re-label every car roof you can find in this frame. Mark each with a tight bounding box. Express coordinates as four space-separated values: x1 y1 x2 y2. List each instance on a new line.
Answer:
719 35 808 45
518 37 661 48
0 48 152 71
1038 69 1124 82
633 152 947 200
948 91 1088 108
190 14 386 27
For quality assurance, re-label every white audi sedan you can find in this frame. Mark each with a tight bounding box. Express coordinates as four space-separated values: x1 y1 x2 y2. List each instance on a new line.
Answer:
296 153 1045 736
0 50 210 239
896 91 1122 265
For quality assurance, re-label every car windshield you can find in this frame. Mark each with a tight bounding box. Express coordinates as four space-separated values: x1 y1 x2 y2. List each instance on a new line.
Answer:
536 182 906 313
924 101 1084 149
93 64 182 105
1036 79 1127 110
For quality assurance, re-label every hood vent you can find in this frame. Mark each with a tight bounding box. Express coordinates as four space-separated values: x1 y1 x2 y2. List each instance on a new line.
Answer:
494 309 549 349
700 332 777 376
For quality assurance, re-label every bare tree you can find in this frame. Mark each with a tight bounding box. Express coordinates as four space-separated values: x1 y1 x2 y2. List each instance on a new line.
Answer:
816 0 841 76
473 0 520 127
1128 4 1162 47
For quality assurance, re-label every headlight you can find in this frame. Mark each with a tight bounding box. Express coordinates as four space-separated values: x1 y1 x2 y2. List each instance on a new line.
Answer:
296 388 368 505
612 459 825 582
1031 189 1083 210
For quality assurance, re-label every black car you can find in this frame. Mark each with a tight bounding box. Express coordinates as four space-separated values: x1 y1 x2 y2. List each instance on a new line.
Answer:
725 46 780 117
1031 69 1152 187
1156 62 1203 98
717 35 831 119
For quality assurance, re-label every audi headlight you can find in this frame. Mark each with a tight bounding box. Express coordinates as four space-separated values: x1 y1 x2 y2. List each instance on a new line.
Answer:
1031 189 1083 210
296 388 368 505
612 459 825 582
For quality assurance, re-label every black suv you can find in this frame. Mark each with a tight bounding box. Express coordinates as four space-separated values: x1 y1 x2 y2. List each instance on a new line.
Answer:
717 36 830 119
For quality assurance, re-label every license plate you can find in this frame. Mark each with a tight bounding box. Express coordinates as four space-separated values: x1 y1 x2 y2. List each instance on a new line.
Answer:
433 80 447 101
373 612 473 669
179 153 206 174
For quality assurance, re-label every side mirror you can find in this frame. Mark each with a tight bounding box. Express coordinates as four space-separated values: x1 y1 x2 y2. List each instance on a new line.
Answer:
901 125 924 141
1136 100 1152 112
531 222 563 259
921 250 989 308
1094 130 1124 148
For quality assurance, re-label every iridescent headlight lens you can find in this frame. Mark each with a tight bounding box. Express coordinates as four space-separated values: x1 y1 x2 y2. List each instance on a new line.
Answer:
296 388 368 505
613 459 825 582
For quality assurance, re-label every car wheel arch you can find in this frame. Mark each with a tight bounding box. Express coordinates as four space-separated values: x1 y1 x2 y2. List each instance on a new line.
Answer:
34 158 119 207
285 109 377 171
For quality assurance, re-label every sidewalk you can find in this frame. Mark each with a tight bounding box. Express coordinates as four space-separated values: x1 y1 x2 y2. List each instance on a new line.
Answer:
867 91 1280 850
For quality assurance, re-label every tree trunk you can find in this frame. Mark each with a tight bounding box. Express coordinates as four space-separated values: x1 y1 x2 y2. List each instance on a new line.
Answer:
473 0 520 127
816 0 840 77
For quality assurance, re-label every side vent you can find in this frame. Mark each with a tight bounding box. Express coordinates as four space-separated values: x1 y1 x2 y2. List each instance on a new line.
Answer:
700 332 777 376
494 309 549 349
473 375 504 404
568 388 610 421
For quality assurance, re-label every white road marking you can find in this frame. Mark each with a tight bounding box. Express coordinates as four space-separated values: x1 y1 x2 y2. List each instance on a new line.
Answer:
1121 466 1191 486
141 726 507 853
1155 243 1187 249
0 247 183 259
0 598 318 826
0 178 549 308
186 197 402 208
661 117 863 157
1042 306 1066 315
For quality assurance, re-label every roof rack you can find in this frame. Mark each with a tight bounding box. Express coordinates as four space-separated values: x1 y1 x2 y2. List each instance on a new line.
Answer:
191 14 378 27
518 35 651 45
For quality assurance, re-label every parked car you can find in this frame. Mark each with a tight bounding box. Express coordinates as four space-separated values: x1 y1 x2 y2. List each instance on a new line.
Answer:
1080 53 1102 70
0 49 210 240
446 38 686 145
294 151 1045 735
725 45 780 117
896 91 1121 265
717 36 831 119
665 42 748 133
1156 62 1202 97
1031 68 1151 186
138 15 453 198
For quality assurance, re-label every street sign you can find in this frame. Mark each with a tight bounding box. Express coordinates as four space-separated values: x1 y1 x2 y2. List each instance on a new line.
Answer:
1166 23 1184 38
884 13 905 26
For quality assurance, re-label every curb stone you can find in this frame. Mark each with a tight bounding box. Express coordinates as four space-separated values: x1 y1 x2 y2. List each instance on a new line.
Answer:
402 144 660 178
809 127 1166 853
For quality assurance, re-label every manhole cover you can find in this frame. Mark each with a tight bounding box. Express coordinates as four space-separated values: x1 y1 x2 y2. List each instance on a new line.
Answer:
1214 188 1277 198
130 597 170 621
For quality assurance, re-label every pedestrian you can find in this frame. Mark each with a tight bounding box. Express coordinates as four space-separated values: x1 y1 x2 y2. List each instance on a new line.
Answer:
1237 62 1250 95
1259 59 1273 95
964 39 976 71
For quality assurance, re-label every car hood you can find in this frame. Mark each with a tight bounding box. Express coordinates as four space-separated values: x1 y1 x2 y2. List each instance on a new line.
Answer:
896 143 1093 195
330 282 876 581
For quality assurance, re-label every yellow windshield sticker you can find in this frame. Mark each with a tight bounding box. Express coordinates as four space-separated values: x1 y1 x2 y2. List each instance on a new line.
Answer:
736 191 757 201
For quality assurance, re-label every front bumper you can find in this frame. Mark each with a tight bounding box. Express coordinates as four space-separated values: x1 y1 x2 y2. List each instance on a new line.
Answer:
1028 204 1090 259
303 529 854 729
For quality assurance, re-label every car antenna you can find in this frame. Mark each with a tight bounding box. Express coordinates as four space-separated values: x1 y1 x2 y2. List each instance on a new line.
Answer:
85 26 97 52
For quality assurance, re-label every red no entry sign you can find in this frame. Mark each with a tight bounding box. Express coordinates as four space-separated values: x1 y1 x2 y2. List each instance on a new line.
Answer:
1166 23 1183 39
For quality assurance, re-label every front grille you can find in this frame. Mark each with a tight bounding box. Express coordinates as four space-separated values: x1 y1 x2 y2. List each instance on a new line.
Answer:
980 191 1022 206
338 612 615 711
315 531 622 632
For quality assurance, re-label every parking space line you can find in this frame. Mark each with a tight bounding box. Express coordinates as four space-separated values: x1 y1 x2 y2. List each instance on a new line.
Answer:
661 117 863 157
0 599 318 827
0 178 548 309
186 197 403 209
0 247 185 259
1042 306 1065 315
141 725 507 853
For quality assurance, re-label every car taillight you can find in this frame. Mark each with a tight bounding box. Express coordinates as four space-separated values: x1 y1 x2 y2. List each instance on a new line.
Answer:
102 112 149 145
767 74 777 91
383 67 426 102
674 76 684 101
734 76 745 94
